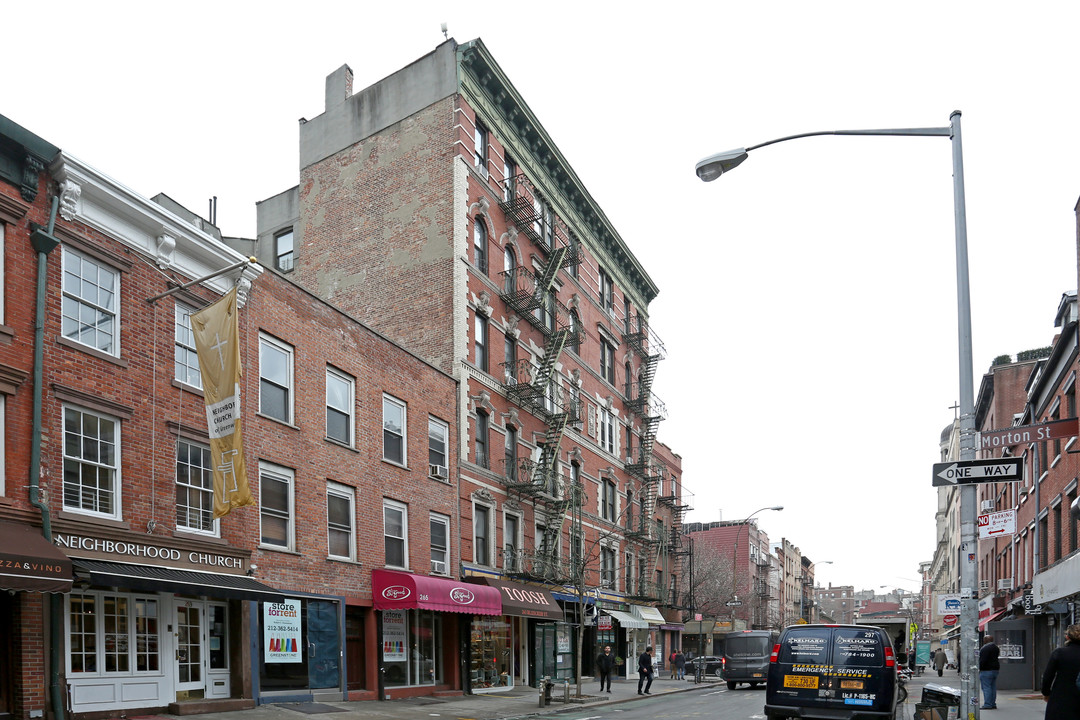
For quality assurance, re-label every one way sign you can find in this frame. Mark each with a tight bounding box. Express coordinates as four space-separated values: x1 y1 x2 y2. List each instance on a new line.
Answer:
932 458 1023 486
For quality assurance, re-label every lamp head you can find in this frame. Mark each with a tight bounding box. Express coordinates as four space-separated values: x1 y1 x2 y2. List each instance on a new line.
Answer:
695 149 749 182
770 505 783 511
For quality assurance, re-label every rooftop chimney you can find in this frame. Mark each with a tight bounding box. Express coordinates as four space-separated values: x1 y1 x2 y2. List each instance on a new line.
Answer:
325 64 354 111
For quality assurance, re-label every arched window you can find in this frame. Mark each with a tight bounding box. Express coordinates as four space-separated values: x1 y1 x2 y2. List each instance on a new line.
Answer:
568 309 581 355
473 217 487 274
503 245 517 292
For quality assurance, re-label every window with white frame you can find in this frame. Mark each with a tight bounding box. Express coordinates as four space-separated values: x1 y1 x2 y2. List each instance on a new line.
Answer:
474 312 488 372
62 406 120 519
259 334 293 423
175 439 216 535
384 499 408 568
474 503 492 566
383 395 407 465
62 246 119 355
430 513 450 574
174 303 201 389
259 462 294 550
327 481 356 560
601 479 616 521
68 593 160 674
599 407 615 454
475 411 489 469
428 417 448 479
504 513 520 571
325 367 354 445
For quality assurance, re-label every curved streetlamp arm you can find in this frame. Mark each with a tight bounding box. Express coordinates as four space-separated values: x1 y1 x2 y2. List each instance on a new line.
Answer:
747 126 950 152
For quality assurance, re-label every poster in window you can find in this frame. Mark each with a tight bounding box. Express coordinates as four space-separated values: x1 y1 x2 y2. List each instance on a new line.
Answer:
382 609 407 661
264 599 302 663
557 624 571 653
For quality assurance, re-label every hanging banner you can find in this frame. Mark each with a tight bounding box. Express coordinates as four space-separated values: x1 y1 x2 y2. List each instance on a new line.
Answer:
191 286 253 518
264 599 302 663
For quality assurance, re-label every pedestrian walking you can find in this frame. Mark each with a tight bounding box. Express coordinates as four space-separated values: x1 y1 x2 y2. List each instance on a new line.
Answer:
596 645 616 693
979 635 1001 709
934 647 947 677
669 650 676 679
675 649 686 680
638 646 654 695
1041 623 1080 720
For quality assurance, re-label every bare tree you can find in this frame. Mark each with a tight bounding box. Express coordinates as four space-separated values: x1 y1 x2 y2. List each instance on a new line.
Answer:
687 551 737 618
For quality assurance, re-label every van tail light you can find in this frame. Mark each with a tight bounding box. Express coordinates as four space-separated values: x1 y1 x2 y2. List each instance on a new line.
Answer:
884 645 896 668
770 644 780 663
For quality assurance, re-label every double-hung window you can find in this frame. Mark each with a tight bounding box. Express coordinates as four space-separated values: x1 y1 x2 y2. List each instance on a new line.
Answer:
259 334 293 423
474 412 490 469
428 417 448 479
383 395 407 465
174 303 201 388
384 499 408 568
600 341 615 386
504 514 520 571
474 119 489 175
599 268 614 316
62 246 119 355
474 503 491 566
275 229 295 272
259 462 294 550
601 547 616 588
599 408 615 454
474 313 488 372
430 513 450 574
325 367 354 445
63 406 120 519
473 218 488 274
175 439 215 534
601 479 616 521
327 481 356 560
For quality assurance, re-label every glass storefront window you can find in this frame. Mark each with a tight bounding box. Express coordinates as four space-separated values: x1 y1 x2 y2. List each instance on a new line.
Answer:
382 609 443 687
470 616 512 689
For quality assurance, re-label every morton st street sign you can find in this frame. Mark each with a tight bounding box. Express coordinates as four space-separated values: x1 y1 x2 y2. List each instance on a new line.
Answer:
932 457 1022 486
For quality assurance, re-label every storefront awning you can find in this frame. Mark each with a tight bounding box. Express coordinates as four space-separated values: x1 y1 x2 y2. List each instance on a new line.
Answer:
0 521 72 593
72 559 285 602
469 578 563 620
631 604 666 625
373 569 500 615
604 609 649 628
978 608 1007 632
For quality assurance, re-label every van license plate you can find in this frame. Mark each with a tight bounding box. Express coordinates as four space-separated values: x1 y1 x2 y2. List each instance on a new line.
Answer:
839 680 864 690
784 675 819 689
752 673 764 678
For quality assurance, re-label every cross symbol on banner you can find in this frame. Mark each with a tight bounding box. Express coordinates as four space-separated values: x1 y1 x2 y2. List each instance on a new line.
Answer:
210 333 228 369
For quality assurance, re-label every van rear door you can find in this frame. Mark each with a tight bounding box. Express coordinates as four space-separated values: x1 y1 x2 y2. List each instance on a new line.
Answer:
771 626 833 709
831 628 895 710
725 634 773 681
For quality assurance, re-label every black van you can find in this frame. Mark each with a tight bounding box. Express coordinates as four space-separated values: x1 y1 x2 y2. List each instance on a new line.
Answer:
765 624 897 720
722 630 779 689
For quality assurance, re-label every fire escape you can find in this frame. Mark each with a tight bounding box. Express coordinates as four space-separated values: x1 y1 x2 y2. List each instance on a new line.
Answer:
623 315 667 601
660 486 693 609
498 172 583 584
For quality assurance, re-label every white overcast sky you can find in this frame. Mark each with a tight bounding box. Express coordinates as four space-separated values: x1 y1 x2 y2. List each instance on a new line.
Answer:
7 1 1079 595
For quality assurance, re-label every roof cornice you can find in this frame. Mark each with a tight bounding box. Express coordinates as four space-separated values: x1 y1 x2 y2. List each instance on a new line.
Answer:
457 39 659 308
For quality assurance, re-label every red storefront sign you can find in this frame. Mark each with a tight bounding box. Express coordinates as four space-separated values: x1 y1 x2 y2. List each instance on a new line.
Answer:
372 569 501 615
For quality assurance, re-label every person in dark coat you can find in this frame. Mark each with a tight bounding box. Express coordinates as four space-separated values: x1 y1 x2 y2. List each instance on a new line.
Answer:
637 646 654 695
596 645 615 693
675 649 686 680
979 635 1001 709
1041 623 1080 720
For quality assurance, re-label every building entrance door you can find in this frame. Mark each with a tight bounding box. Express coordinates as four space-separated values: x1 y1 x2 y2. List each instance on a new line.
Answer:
175 600 230 699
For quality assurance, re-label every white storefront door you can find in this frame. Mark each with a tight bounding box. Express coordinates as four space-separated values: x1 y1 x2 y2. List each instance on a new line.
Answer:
174 600 230 698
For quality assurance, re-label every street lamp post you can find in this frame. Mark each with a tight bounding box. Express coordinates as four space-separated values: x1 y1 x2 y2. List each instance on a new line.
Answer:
730 506 783 629
695 111 979 716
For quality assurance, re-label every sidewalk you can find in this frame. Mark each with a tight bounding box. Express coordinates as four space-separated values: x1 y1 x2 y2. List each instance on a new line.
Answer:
154 675 717 720
905 673 1044 720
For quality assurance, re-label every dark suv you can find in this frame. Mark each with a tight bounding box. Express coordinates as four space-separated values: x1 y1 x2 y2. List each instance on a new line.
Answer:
765 624 897 720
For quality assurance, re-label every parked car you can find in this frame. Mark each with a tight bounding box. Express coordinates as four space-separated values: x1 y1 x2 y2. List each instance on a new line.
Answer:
765 624 898 720
687 655 725 677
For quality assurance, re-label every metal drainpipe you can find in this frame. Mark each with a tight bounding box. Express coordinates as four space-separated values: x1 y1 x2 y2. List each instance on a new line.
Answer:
29 196 64 720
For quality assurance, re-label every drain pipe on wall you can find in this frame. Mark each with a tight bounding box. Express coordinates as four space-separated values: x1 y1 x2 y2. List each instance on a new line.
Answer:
29 195 65 720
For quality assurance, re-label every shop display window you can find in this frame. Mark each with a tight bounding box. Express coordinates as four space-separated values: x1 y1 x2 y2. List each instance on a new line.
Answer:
470 616 513 689
382 609 443 687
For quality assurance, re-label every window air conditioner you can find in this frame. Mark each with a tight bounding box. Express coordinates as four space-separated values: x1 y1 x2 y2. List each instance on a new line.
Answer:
431 560 447 575
979 580 990 591
980 500 995 513
429 464 447 480
997 578 1013 590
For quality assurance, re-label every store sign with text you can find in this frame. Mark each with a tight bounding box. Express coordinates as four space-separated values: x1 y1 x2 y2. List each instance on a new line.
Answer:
264 599 302 663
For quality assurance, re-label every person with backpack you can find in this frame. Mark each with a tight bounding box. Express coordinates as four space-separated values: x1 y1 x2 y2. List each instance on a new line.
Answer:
1040 623 1080 720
